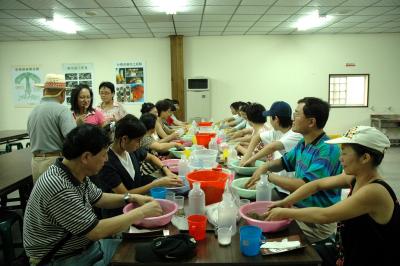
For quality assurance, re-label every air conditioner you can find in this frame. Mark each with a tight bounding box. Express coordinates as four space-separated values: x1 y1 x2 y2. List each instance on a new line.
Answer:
185 78 210 122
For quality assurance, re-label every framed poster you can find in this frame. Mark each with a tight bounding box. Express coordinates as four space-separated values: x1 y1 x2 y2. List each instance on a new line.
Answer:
11 65 43 107
62 63 94 106
115 62 145 104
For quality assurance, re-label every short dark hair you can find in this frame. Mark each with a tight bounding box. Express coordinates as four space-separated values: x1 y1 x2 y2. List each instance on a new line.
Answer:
115 114 146 139
63 124 110 160
155 100 171 116
70 84 94 114
239 102 249 113
230 102 241 111
140 113 157 131
246 103 266 124
297 97 330 129
164 99 176 112
274 115 293 128
99 81 115 94
345 143 385 167
172 99 179 105
140 102 155 114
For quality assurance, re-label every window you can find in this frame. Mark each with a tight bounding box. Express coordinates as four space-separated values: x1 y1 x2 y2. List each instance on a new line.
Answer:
328 74 369 107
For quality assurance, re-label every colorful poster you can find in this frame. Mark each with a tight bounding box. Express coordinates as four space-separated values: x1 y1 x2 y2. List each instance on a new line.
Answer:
11 65 43 107
62 63 94 106
115 62 145 104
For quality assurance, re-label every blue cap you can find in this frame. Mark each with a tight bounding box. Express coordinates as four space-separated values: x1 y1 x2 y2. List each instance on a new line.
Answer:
262 101 292 118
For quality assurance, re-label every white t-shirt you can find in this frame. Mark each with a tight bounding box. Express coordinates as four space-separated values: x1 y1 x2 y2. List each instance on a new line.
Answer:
115 150 136 181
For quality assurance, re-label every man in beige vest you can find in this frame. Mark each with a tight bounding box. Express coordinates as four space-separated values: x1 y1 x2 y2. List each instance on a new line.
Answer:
27 74 76 181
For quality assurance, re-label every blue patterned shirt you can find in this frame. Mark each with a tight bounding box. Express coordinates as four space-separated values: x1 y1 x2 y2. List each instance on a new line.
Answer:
282 133 342 208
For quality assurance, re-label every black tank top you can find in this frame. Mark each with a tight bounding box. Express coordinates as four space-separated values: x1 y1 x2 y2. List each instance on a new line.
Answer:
341 179 400 266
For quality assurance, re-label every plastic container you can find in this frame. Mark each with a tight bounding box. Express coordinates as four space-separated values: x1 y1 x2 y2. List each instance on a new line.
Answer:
150 187 167 199
168 147 195 158
178 155 189 177
186 170 229 205
187 214 207 240
217 193 237 236
162 159 180 174
239 201 292 232
123 199 178 228
240 225 263 256
229 159 265 175
188 182 205 215
198 121 213 127
189 149 218 169
195 133 216 148
208 137 219 151
231 177 257 199
256 174 272 201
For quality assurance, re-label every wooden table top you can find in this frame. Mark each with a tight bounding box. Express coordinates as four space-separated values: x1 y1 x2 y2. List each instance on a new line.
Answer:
0 148 32 193
0 130 29 144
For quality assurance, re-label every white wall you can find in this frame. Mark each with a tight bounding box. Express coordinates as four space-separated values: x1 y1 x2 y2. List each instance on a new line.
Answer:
0 38 171 130
184 33 400 134
1 33 399 135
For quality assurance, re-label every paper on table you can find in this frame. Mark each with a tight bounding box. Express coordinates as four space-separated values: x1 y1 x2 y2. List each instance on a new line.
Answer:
261 238 301 249
129 226 161 234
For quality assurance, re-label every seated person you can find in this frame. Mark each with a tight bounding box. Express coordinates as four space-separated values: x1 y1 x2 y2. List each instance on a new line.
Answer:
24 124 162 266
170 99 187 126
229 103 253 145
155 99 180 143
217 101 245 128
92 114 183 218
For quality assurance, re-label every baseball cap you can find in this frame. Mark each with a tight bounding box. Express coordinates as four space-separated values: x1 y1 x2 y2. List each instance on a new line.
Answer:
135 233 197 262
262 101 292 118
326 126 390 153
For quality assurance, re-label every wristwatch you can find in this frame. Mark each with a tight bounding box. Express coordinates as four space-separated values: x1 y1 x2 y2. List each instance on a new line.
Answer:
123 192 132 204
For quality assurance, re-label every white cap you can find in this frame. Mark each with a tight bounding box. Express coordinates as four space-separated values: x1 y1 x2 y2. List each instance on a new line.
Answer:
326 126 390 153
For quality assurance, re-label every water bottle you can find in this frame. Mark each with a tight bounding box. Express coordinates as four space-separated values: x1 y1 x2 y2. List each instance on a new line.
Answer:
188 182 205 215
178 154 189 177
217 193 237 235
227 145 238 166
256 174 272 201
208 137 218 151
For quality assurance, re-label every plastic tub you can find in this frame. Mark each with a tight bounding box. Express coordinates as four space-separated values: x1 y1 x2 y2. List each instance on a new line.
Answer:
229 160 265 175
186 170 229 205
198 122 213 127
239 201 292 232
231 177 256 199
189 149 218 169
150 187 167 199
195 133 216 148
162 159 180 173
168 147 195 158
123 199 178 228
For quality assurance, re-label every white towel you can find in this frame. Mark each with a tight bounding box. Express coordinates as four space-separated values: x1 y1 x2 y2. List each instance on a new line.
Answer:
261 238 301 249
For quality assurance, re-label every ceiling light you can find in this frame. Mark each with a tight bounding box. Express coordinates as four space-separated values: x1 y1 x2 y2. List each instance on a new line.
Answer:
295 10 333 31
39 15 79 34
154 0 187 15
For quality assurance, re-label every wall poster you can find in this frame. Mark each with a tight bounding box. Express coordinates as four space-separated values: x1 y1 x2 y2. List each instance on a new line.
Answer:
115 61 145 104
62 63 94 106
12 65 43 107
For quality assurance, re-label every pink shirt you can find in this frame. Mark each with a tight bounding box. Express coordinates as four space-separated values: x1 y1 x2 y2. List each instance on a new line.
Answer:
73 108 105 126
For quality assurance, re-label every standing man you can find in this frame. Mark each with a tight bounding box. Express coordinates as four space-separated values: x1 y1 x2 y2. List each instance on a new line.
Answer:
246 97 343 243
27 74 76 181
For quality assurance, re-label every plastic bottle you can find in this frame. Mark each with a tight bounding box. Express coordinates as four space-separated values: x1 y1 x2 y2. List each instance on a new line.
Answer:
256 174 272 201
188 182 205 215
227 145 238 166
178 154 189 177
217 193 237 235
208 137 218 151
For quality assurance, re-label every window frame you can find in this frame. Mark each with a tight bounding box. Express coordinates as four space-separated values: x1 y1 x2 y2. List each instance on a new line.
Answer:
328 74 370 108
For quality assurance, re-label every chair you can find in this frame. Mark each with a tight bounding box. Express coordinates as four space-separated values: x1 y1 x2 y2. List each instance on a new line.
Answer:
0 210 24 265
5 142 23 153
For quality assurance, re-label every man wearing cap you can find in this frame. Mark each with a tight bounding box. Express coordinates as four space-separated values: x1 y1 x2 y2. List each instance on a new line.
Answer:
246 97 343 243
27 74 76 181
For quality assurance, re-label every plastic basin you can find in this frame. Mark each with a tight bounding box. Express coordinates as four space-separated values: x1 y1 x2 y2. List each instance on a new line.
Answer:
195 133 216 148
229 160 265 175
231 177 256 199
162 159 180 173
239 201 292 233
186 170 229 205
169 147 195 158
123 199 178 228
189 149 218 169
198 122 213 127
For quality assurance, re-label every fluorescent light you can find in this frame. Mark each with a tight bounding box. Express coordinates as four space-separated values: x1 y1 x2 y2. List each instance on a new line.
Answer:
153 0 187 15
295 10 333 31
39 15 79 34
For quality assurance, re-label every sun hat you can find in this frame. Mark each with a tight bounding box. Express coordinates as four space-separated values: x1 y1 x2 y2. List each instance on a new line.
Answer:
262 101 292 118
35 74 66 89
326 126 390 153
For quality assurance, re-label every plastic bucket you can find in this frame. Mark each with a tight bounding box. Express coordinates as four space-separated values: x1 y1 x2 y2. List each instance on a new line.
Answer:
186 170 229 205
187 214 207 240
195 133 216 148
198 122 213 127
240 225 262 256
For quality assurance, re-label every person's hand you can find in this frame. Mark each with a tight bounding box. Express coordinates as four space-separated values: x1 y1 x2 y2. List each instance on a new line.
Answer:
245 167 263 189
153 176 183 187
171 131 180 139
165 171 179 179
174 143 184 150
75 114 87 125
131 194 153 206
240 158 254 167
138 200 163 218
263 207 289 221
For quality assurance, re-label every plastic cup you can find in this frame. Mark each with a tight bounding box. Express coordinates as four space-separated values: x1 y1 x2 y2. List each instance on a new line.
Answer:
217 227 232 246
187 214 207 241
239 225 262 256
150 187 167 199
240 199 251 207
166 191 175 201
174 195 185 216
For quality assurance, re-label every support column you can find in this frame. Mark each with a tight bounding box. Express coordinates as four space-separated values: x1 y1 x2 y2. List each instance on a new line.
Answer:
170 35 185 120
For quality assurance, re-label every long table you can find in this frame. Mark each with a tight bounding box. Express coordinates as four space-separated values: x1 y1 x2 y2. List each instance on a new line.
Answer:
0 130 29 145
0 148 33 211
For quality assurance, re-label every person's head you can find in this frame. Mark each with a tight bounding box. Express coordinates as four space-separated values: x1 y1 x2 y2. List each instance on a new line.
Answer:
164 99 176 112
246 103 266 125
155 99 172 119
70 84 94 114
141 102 157 116
36 74 67 104
63 124 110 175
238 102 249 120
172 99 180 111
230 102 241 115
263 101 293 130
114 114 147 152
326 126 390 174
292 97 330 134
99 81 115 104
140 113 157 133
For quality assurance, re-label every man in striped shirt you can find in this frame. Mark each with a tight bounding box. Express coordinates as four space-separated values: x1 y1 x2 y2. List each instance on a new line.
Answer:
247 97 342 243
23 124 162 266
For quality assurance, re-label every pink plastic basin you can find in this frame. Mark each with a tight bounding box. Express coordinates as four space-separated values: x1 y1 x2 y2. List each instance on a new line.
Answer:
123 199 178 228
162 159 180 173
239 201 292 233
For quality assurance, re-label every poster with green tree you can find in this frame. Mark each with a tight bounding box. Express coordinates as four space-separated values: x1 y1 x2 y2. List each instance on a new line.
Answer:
12 66 43 107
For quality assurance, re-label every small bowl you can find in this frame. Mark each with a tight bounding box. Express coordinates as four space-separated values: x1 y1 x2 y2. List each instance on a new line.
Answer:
123 199 178 228
239 201 292 233
229 160 264 175
162 159 180 173
231 177 256 199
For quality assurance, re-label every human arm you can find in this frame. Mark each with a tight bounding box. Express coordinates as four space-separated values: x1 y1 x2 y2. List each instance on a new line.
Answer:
240 132 262 166
59 108 77 136
145 153 179 178
149 141 182 153
245 158 284 188
242 141 284 166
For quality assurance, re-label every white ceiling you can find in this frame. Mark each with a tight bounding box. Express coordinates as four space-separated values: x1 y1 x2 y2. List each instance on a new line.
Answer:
0 0 399 41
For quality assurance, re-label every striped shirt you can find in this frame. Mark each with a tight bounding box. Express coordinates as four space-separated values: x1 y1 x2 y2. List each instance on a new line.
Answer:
282 133 342 208
23 159 102 259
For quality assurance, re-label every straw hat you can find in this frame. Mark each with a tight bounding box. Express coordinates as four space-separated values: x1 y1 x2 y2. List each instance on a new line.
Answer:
35 74 66 89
